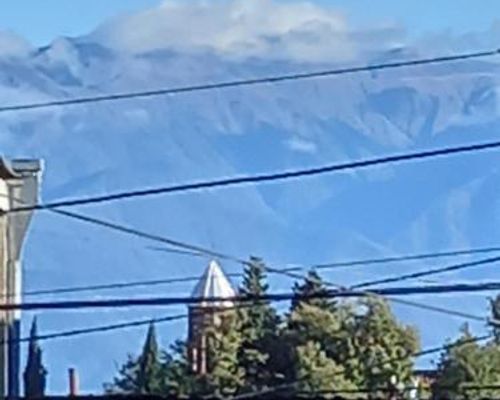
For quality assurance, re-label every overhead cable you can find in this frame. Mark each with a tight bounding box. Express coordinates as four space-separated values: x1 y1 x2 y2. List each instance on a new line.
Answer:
45 209 496 325
1 48 498 113
9 140 500 213
351 254 500 289
312 245 500 270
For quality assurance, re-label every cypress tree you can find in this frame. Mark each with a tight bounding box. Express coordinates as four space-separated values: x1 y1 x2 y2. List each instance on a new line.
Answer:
137 322 162 393
23 317 47 398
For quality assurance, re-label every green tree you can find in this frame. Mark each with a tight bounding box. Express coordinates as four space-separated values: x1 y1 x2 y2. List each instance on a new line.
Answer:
202 310 245 397
237 257 281 391
346 297 419 395
434 324 500 399
162 340 199 397
285 272 356 394
291 269 336 312
296 340 357 397
105 322 164 395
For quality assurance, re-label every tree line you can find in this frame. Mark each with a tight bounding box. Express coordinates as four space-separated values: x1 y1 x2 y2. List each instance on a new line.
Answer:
105 258 500 399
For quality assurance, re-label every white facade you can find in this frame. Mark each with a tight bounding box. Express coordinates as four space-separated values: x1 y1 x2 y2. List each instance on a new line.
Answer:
0 158 41 397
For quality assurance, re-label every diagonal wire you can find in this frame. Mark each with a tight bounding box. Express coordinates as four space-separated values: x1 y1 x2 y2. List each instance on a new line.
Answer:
8 314 187 346
0 47 498 114
9 140 500 213
351 255 500 289
44 209 498 326
312 246 500 270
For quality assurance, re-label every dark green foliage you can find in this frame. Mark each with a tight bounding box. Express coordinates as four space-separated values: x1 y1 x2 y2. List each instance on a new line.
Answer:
105 322 164 395
162 340 200 396
237 257 281 391
346 297 419 395
286 274 418 397
295 341 356 396
23 318 47 398
291 269 336 312
434 324 500 399
285 272 357 395
203 311 244 396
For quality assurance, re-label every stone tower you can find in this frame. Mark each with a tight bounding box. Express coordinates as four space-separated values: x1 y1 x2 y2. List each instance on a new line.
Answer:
188 260 236 375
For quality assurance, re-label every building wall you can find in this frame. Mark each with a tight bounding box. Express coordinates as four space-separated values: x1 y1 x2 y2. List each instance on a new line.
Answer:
0 161 41 397
188 306 229 375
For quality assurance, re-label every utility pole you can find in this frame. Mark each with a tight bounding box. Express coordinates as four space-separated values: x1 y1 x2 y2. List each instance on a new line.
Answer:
0 158 41 398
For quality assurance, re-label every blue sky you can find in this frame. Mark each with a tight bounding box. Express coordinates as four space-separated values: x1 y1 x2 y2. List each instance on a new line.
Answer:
1 0 499 45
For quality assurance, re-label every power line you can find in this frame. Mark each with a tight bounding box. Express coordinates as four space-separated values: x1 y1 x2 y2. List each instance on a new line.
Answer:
146 245 205 258
45 209 497 325
0 291 357 312
1 48 498 114
311 245 500 270
6 314 187 346
21 273 500 301
7 302 280 346
33 200 494 330
10 140 500 213
20 209 500 350
49 208 248 265
0 290 498 325
22 273 242 297
351 254 500 289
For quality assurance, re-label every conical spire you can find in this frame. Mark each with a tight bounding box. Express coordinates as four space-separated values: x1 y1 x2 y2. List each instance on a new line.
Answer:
23 317 47 398
191 260 236 308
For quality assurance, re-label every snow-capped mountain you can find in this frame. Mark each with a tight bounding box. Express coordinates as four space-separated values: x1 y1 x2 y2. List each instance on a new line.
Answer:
0 0 499 392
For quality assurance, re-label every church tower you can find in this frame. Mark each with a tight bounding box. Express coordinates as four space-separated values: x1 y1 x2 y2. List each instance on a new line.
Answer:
188 260 236 375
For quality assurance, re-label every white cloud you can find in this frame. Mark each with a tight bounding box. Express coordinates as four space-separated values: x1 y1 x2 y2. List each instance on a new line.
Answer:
286 137 317 153
0 30 32 57
88 0 404 63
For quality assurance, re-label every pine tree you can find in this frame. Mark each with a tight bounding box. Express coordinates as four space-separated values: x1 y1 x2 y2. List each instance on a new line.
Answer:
348 297 419 395
105 322 164 395
434 323 500 399
162 340 199 396
291 269 336 312
296 341 356 396
237 257 281 391
23 318 47 398
203 310 244 397
285 272 356 394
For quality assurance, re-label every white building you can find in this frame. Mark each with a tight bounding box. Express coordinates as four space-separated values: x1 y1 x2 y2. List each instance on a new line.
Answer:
0 158 41 397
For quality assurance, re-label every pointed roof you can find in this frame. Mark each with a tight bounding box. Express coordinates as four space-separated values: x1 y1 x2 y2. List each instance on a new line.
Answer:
191 260 236 308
